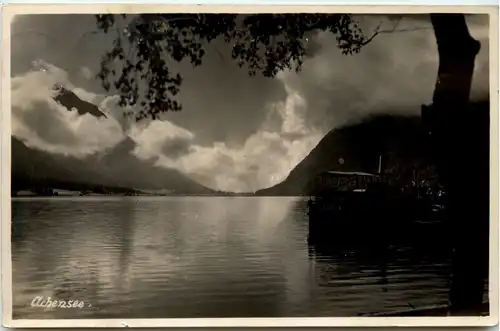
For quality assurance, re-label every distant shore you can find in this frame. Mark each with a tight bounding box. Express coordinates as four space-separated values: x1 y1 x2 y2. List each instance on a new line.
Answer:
10 193 304 199
10 190 283 198
11 187 302 198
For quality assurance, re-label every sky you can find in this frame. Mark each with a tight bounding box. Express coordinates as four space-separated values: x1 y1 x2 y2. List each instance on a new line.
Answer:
10 14 490 192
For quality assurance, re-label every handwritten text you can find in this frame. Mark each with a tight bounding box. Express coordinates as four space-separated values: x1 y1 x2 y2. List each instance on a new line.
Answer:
31 296 91 309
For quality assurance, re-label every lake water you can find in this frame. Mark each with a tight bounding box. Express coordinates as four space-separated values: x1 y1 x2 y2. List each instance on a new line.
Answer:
11 197 454 319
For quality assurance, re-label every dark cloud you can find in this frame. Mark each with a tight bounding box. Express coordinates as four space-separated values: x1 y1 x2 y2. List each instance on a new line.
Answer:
11 14 287 146
12 14 489 142
160 137 193 159
10 13 490 192
280 14 489 132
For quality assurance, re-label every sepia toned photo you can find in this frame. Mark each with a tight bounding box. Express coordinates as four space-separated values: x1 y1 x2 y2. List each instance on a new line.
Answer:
2 4 498 328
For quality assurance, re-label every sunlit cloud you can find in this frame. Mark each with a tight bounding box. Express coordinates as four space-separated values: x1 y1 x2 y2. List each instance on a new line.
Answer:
10 14 490 192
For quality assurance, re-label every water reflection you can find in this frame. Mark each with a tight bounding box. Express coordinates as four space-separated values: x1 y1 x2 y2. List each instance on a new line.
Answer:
307 240 453 315
12 197 452 318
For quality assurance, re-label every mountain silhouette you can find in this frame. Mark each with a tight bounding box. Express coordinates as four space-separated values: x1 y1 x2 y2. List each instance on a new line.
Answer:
53 86 107 118
89 137 215 194
11 136 133 193
256 101 488 196
255 114 435 196
11 87 214 195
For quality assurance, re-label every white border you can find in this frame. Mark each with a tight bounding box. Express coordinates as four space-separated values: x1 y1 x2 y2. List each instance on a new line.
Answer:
2 4 499 328
1 0 499 5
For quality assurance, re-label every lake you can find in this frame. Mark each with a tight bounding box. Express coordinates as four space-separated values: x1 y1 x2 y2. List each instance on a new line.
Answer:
11 196 454 319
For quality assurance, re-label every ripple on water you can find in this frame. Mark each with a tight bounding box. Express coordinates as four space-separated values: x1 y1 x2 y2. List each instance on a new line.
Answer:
12 197 455 318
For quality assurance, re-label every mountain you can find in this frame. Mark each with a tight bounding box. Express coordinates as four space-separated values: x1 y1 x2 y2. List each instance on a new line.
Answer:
11 87 215 195
255 114 435 196
53 86 107 118
11 136 133 194
90 137 215 194
256 101 489 196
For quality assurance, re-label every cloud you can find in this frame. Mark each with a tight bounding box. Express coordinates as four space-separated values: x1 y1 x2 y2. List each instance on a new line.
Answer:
279 15 490 132
11 61 125 157
10 14 288 146
10 14 490 192
130 120 195 161
79 66 93 80
11 60 319 192
131 15 489 192
131 73 322 192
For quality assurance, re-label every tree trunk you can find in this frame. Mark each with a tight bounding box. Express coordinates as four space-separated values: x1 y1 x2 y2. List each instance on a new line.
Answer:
426 14 489 315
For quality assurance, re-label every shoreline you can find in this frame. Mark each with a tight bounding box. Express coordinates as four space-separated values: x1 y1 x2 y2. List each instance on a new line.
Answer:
10 194 301 199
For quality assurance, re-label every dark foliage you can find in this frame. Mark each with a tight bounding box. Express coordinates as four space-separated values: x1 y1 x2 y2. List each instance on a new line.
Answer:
95 14 368 120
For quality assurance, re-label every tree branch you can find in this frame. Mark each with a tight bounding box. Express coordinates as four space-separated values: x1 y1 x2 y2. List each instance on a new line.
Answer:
360 19 432 47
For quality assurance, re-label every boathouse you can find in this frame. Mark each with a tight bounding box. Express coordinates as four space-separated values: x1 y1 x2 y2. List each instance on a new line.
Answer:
313 171 380 194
